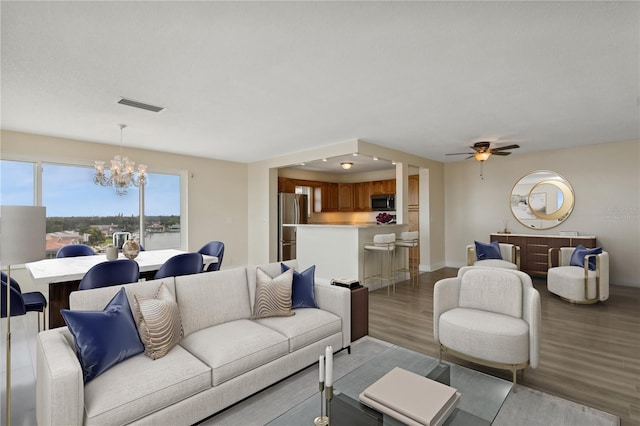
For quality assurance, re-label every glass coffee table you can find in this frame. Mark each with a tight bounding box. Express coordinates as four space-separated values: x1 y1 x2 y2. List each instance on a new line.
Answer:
268 345 512 426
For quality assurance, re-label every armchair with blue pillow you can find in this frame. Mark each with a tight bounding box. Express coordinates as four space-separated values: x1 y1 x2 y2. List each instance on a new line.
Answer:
547 244 609 304
466 240 521 270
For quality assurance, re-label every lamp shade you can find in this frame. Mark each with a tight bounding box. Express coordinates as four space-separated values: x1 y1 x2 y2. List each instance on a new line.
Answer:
0 206 46 265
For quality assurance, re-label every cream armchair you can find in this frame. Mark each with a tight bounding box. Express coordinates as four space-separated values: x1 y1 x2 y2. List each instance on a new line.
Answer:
466 242 520 270
433 266 541 390
547 247 609 304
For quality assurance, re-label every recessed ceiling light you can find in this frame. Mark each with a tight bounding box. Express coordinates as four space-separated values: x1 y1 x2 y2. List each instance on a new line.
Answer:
322 158 328 162
300 162 306 166
373 156 379 161
391 161 397 165
353 153 358 157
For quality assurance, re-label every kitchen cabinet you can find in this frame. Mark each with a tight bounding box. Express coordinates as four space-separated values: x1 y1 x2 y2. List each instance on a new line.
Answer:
338 183 354 211
321 182 339 211
370 179 396 195
278 177 296 193
408 175 419 207
353 182 371 211
490 233 597 276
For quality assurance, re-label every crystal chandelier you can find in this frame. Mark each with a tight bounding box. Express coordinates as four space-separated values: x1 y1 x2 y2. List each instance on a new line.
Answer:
94 124 147 196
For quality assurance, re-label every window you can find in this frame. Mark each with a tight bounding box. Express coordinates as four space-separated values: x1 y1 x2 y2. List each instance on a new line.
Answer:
0 159 183 257
0 159 35 205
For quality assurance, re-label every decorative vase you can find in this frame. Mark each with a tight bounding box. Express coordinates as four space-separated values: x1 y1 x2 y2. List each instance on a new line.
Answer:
106 244 119 261
122 239 140 260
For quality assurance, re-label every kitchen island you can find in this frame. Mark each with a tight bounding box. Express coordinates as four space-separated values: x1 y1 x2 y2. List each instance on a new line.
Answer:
289 223 409 291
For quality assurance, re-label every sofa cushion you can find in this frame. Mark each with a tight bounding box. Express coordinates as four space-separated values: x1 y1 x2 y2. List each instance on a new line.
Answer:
569 244 602 271
459 268 522 318
439 307 529 365
175 268 252 336
256 308 341 352
134 284 184 360
83 344 211 425
252 267 295 319
179 319 289 386
61 288 144 383
281 263 318 309
247 260 298 308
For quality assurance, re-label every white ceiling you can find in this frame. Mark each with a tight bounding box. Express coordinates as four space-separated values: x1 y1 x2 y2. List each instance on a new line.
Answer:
1 1 638 165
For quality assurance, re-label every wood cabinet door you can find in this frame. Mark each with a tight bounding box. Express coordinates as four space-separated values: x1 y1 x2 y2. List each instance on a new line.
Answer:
353 182 371 211
338 183 354 211
278 177 296 193
383 179 396 194
321 182 339 211
370 180 384 194
408 175 419 207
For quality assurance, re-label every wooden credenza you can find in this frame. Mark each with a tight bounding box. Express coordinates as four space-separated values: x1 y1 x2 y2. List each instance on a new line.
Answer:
490 233 597 276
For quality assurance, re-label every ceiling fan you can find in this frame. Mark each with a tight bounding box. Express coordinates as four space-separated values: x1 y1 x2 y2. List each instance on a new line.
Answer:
447 141 520 179
446 141 520 162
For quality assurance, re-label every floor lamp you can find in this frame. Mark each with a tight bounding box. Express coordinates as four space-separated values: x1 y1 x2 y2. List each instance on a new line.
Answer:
1 206 46 426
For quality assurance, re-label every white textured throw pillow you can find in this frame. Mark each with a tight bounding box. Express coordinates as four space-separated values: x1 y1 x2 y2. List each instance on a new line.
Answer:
252 267 295 319
134 284 184 360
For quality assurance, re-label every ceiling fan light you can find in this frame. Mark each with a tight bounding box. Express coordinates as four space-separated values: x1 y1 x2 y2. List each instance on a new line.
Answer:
341 162 353 170
474 152 491 161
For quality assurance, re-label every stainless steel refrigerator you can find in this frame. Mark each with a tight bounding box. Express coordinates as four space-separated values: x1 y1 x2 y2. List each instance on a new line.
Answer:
278 193 308 261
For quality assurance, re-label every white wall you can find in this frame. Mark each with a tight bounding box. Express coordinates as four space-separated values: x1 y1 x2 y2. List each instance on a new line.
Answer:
445 139 640 287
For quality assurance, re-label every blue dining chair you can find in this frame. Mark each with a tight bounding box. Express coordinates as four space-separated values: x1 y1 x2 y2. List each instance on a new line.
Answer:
2 277 48 332
154 252 203 279
78 259 140 290
56 244 95 258
197 241 224 271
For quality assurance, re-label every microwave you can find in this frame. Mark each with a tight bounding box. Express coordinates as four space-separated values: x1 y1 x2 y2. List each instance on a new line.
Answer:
371 194 395 211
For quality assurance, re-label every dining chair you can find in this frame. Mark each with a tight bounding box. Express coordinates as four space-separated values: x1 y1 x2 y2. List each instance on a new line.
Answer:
154 252 204 279
56 244 95 258
2 277 48 332
197 241 224 271
78 259 140 290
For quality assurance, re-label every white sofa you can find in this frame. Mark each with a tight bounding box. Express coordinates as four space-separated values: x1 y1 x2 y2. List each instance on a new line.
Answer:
36 260 351 425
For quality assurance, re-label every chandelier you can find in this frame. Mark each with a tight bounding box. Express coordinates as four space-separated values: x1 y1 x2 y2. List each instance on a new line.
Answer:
94 124 147 196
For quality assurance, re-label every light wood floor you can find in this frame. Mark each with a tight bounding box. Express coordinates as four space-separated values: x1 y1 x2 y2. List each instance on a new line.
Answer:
367 268 640 426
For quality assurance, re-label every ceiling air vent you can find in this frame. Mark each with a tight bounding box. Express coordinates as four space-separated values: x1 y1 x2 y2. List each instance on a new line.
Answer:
117 97 166 113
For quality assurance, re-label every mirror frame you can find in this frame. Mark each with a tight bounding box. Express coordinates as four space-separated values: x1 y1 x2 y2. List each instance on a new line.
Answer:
510 170 575 230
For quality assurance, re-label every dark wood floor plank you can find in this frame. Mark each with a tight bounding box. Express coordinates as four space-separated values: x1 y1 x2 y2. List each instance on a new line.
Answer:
367 268 640 426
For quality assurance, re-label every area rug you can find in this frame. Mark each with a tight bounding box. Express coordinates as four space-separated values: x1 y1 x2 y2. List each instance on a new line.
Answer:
200 337 619 426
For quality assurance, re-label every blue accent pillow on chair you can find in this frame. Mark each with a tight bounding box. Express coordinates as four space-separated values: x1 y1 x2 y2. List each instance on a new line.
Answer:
474 240 502 260
570 245 602 271
61 287 144 383
281 263 318 309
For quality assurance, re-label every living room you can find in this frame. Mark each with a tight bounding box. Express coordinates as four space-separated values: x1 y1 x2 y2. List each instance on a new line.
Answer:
1 1 639 425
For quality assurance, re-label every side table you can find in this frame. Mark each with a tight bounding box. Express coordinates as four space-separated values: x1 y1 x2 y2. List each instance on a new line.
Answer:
351 286 369 342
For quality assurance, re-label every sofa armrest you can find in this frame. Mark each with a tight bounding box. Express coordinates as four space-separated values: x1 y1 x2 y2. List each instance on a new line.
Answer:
522 286 541 368
433 277 460 342
314 280 351 349
37 328 84 426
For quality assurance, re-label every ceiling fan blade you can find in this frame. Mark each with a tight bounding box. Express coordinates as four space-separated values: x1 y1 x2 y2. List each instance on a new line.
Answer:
492 151 511 156
490 144 520 152
465 155 474 160
446 152 475 155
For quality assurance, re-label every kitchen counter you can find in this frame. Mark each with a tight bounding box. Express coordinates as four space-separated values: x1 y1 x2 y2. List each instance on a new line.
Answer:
295 223 408 290
283 223 403 228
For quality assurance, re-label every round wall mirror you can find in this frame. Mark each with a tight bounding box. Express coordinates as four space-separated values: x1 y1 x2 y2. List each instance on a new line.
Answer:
510 170 574 229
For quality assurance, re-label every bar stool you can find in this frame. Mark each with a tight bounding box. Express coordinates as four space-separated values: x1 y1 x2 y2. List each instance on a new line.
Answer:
363 233 396 295
394 231 419 287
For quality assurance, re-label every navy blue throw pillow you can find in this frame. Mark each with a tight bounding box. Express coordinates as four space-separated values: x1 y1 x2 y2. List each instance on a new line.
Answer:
61 287 144 383
281 263 318 309
570 245 602 271
474 240 502 261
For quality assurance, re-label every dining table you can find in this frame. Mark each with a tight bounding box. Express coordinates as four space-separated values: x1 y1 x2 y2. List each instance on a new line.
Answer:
25 249 218 329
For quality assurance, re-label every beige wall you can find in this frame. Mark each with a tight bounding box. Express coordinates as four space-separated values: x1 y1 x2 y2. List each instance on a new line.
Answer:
445 139 640 287
0 130 249 269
